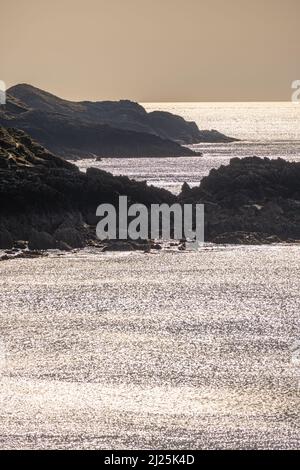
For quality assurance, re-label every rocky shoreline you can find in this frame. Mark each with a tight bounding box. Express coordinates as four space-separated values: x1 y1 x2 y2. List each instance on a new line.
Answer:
179 156 300 243
0 126 176 255
0 126 299 254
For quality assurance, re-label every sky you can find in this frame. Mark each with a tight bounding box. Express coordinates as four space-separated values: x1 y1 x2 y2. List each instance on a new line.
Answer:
1 0 300 102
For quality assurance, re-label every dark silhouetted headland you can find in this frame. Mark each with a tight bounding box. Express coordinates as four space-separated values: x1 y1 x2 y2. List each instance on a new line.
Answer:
0 84 236 159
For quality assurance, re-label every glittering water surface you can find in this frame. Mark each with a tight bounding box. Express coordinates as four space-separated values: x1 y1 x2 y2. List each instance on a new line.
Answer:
144 102 300 141
1 103 300 449
77 102 300 193
0 246 299 449
78 151 300 195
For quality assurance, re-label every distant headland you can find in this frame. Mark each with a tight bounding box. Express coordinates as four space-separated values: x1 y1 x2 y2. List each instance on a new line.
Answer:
0 84 237 160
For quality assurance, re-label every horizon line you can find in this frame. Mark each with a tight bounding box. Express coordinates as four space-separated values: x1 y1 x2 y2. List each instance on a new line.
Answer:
5 82 298 105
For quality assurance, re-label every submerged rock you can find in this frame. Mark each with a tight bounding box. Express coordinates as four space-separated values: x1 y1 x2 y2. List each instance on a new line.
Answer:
212 231 283 245
101 240 151 252
13 240 28 249
1 250 47 261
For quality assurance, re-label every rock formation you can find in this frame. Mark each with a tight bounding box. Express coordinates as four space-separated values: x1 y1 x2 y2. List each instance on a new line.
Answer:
0 84 236 159
179 156 300 243
0 126 175 249
1 127 298 249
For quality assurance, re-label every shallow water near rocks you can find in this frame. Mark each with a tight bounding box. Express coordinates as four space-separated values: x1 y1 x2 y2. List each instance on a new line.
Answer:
77 101 300 193
0 245 299 449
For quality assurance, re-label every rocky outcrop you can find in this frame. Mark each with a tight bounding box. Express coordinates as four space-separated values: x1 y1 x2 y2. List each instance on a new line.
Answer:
1 250 48 261
54 228 84 248
0 126 176 249
28 230 56 250
0 106 200 159
190 129 237 143
179 156 300 243
211 231 283 245
1 126 298 249
0 84 235 160
146 111 236 144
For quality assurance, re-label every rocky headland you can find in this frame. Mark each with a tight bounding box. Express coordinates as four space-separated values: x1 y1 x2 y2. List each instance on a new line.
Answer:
0 126 299 256
179 156 300 244
0 84 236 159
0 126 175 254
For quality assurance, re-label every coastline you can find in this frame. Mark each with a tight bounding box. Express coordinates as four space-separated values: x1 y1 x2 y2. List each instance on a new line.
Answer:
1 102 299 451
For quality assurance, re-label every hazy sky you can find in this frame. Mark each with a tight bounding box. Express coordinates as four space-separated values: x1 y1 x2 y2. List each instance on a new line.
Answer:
1 0 300 102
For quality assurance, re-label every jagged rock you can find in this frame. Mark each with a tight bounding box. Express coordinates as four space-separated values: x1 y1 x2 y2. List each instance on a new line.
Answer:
0 127 175 246
179 157 300 243
28 230 56 250
1 125 299 248
56 240 73 251
55 213 84 231
181 182 191 195
54 228 84 248
13 240 28 249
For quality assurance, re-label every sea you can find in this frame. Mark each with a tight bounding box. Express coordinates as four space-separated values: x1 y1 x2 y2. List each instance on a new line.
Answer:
78 101 300 193
0 102 299 449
